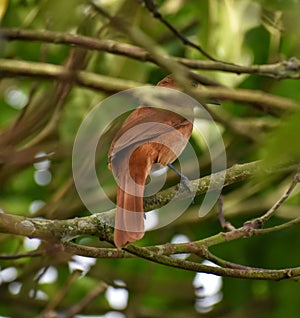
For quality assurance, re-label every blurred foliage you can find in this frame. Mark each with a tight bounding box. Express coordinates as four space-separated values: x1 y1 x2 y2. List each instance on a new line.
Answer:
0 0 300 317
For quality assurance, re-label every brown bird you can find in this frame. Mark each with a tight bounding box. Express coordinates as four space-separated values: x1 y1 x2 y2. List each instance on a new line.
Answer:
108 75 194 248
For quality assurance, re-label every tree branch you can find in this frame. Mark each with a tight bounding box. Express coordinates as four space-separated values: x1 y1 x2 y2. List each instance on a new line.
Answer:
0 58 298 115
0 58 141 92
124 244 300 280
144 160 270 211
0 160 296 240
58 214 300 261
1 28 299 79
193 86 300 116
1 189 298 281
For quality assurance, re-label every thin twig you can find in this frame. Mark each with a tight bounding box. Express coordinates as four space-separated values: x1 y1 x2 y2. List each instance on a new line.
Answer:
200 246 265 270
245 171 300 229
139 0 217 61
37 271 81 318
64 282 108 318
218 195 236 231
0 250 44 260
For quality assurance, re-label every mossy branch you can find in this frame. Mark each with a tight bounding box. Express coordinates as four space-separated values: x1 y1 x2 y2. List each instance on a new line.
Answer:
0 161 299 280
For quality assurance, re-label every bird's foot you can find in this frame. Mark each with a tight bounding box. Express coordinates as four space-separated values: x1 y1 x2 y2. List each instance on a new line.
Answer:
167 163 191 193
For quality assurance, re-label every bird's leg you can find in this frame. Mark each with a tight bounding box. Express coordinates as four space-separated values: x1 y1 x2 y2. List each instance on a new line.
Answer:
167 163 191 192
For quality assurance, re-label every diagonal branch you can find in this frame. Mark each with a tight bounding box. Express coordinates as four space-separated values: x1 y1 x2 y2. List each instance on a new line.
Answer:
244 171 300 229
64 282 108 318
139 0 217 61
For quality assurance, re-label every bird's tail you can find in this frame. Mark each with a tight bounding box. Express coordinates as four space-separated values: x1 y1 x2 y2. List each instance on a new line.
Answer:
114 171 146 248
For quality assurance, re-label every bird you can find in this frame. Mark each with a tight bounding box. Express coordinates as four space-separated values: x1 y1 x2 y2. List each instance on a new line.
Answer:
108 75 195 248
